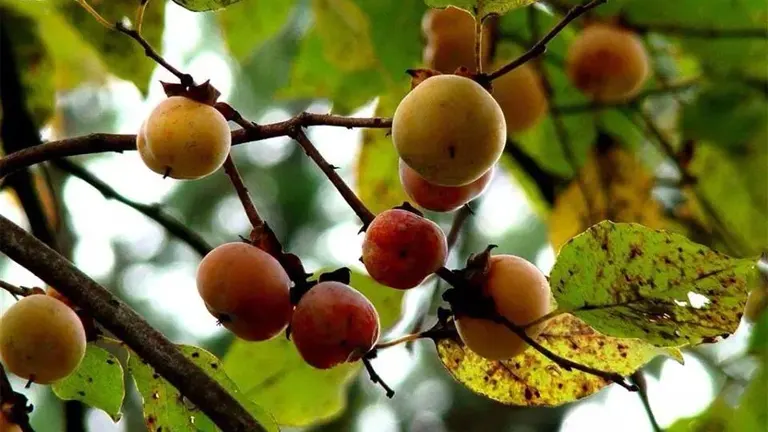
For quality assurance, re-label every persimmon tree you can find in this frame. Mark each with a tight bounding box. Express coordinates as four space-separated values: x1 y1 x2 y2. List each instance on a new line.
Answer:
0 0 766 431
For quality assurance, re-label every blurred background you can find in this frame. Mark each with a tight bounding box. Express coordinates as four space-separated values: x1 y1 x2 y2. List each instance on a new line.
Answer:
0 0 765 431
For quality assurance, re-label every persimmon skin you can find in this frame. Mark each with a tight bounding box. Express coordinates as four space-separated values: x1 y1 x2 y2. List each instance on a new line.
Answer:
566 23 650 102
392 74 506 186
136 121 167 175
143 96 231 179
196 242 292 341
0 409 22 432
491 62 549 134
0 295 87 384
362 209 448 289
291 282 380 369
399 159 493 212
421 7 491 74
456 255 551 360
46 286 75 309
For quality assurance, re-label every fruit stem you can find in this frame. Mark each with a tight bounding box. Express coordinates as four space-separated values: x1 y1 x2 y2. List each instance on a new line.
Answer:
631 372 663 432
375 332 424 349
361 357 395 398
474 16 484 74
487 0 607 81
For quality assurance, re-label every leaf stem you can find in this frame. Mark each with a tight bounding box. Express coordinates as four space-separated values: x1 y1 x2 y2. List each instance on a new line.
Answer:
114 21 194 87
475 16 484 73
631 371 662 432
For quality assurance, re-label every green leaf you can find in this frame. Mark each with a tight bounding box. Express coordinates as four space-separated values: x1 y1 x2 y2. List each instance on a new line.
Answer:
548 145 667 251
128 345 278 432
356 91 410 214
223 269 404 426
0 0 108 92
425 0 538 19
681 83 766 149
436 314 680 406
551 221 757 347
0 7 55 126
686 139 768 257
171 0 242 12
58 0 164 94
313 0 376 71
280 0 424 113
52 344 125 422
215 0 296 61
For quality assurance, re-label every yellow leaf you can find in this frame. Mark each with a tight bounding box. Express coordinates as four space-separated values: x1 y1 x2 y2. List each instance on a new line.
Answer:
436 314 680 406
549 145 666 250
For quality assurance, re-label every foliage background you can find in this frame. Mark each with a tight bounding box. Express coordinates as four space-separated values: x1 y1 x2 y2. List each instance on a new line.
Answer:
0 0 765 431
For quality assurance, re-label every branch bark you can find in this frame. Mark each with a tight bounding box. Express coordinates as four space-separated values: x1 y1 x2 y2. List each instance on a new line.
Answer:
487 0 607 81
0 214 264 432
0 114 392 179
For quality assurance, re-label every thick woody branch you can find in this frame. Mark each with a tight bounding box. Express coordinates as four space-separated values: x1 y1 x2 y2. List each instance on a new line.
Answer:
487 0 606 81
0 215 263 432
0 115 392 179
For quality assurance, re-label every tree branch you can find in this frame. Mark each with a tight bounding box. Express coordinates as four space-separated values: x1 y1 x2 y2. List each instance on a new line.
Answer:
487 0 607 81
556 80 699 113
626 21 768 39
221 154 265 231
290 128 376 227
0 215 264 432
51 158 212 257
0 280 35 298
114 21 194 87
0 114 392 179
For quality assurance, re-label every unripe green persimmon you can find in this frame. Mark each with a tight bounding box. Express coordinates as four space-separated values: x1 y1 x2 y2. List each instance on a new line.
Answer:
456 255 551 360
0 295 87 384
197 242 293 341
566 24 650 102
392 74 506 187
143 96 231 179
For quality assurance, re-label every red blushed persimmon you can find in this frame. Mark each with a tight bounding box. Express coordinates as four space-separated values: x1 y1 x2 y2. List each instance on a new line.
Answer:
399 159 493 212
362 209 448 289
291 282 380 369
196 242 293 341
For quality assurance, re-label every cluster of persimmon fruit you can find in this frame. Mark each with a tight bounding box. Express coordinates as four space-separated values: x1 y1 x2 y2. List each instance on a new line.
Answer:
1 9 764 416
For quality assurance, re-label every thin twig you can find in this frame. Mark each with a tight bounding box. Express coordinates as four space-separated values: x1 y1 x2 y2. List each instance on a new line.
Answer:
556 80 699 113
631 371 662 432
135 0 150 34
628 21 768 39
114 21 194 87
528 8 598 223
522 308 566 330
0 280 31 298
52 158 212 257
0 114 392 179
221 154 265 231
361 357 395 398
0 214 263 432
375 333 425 350
74 0 114 29
487 0 607 81
290 128 376 227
